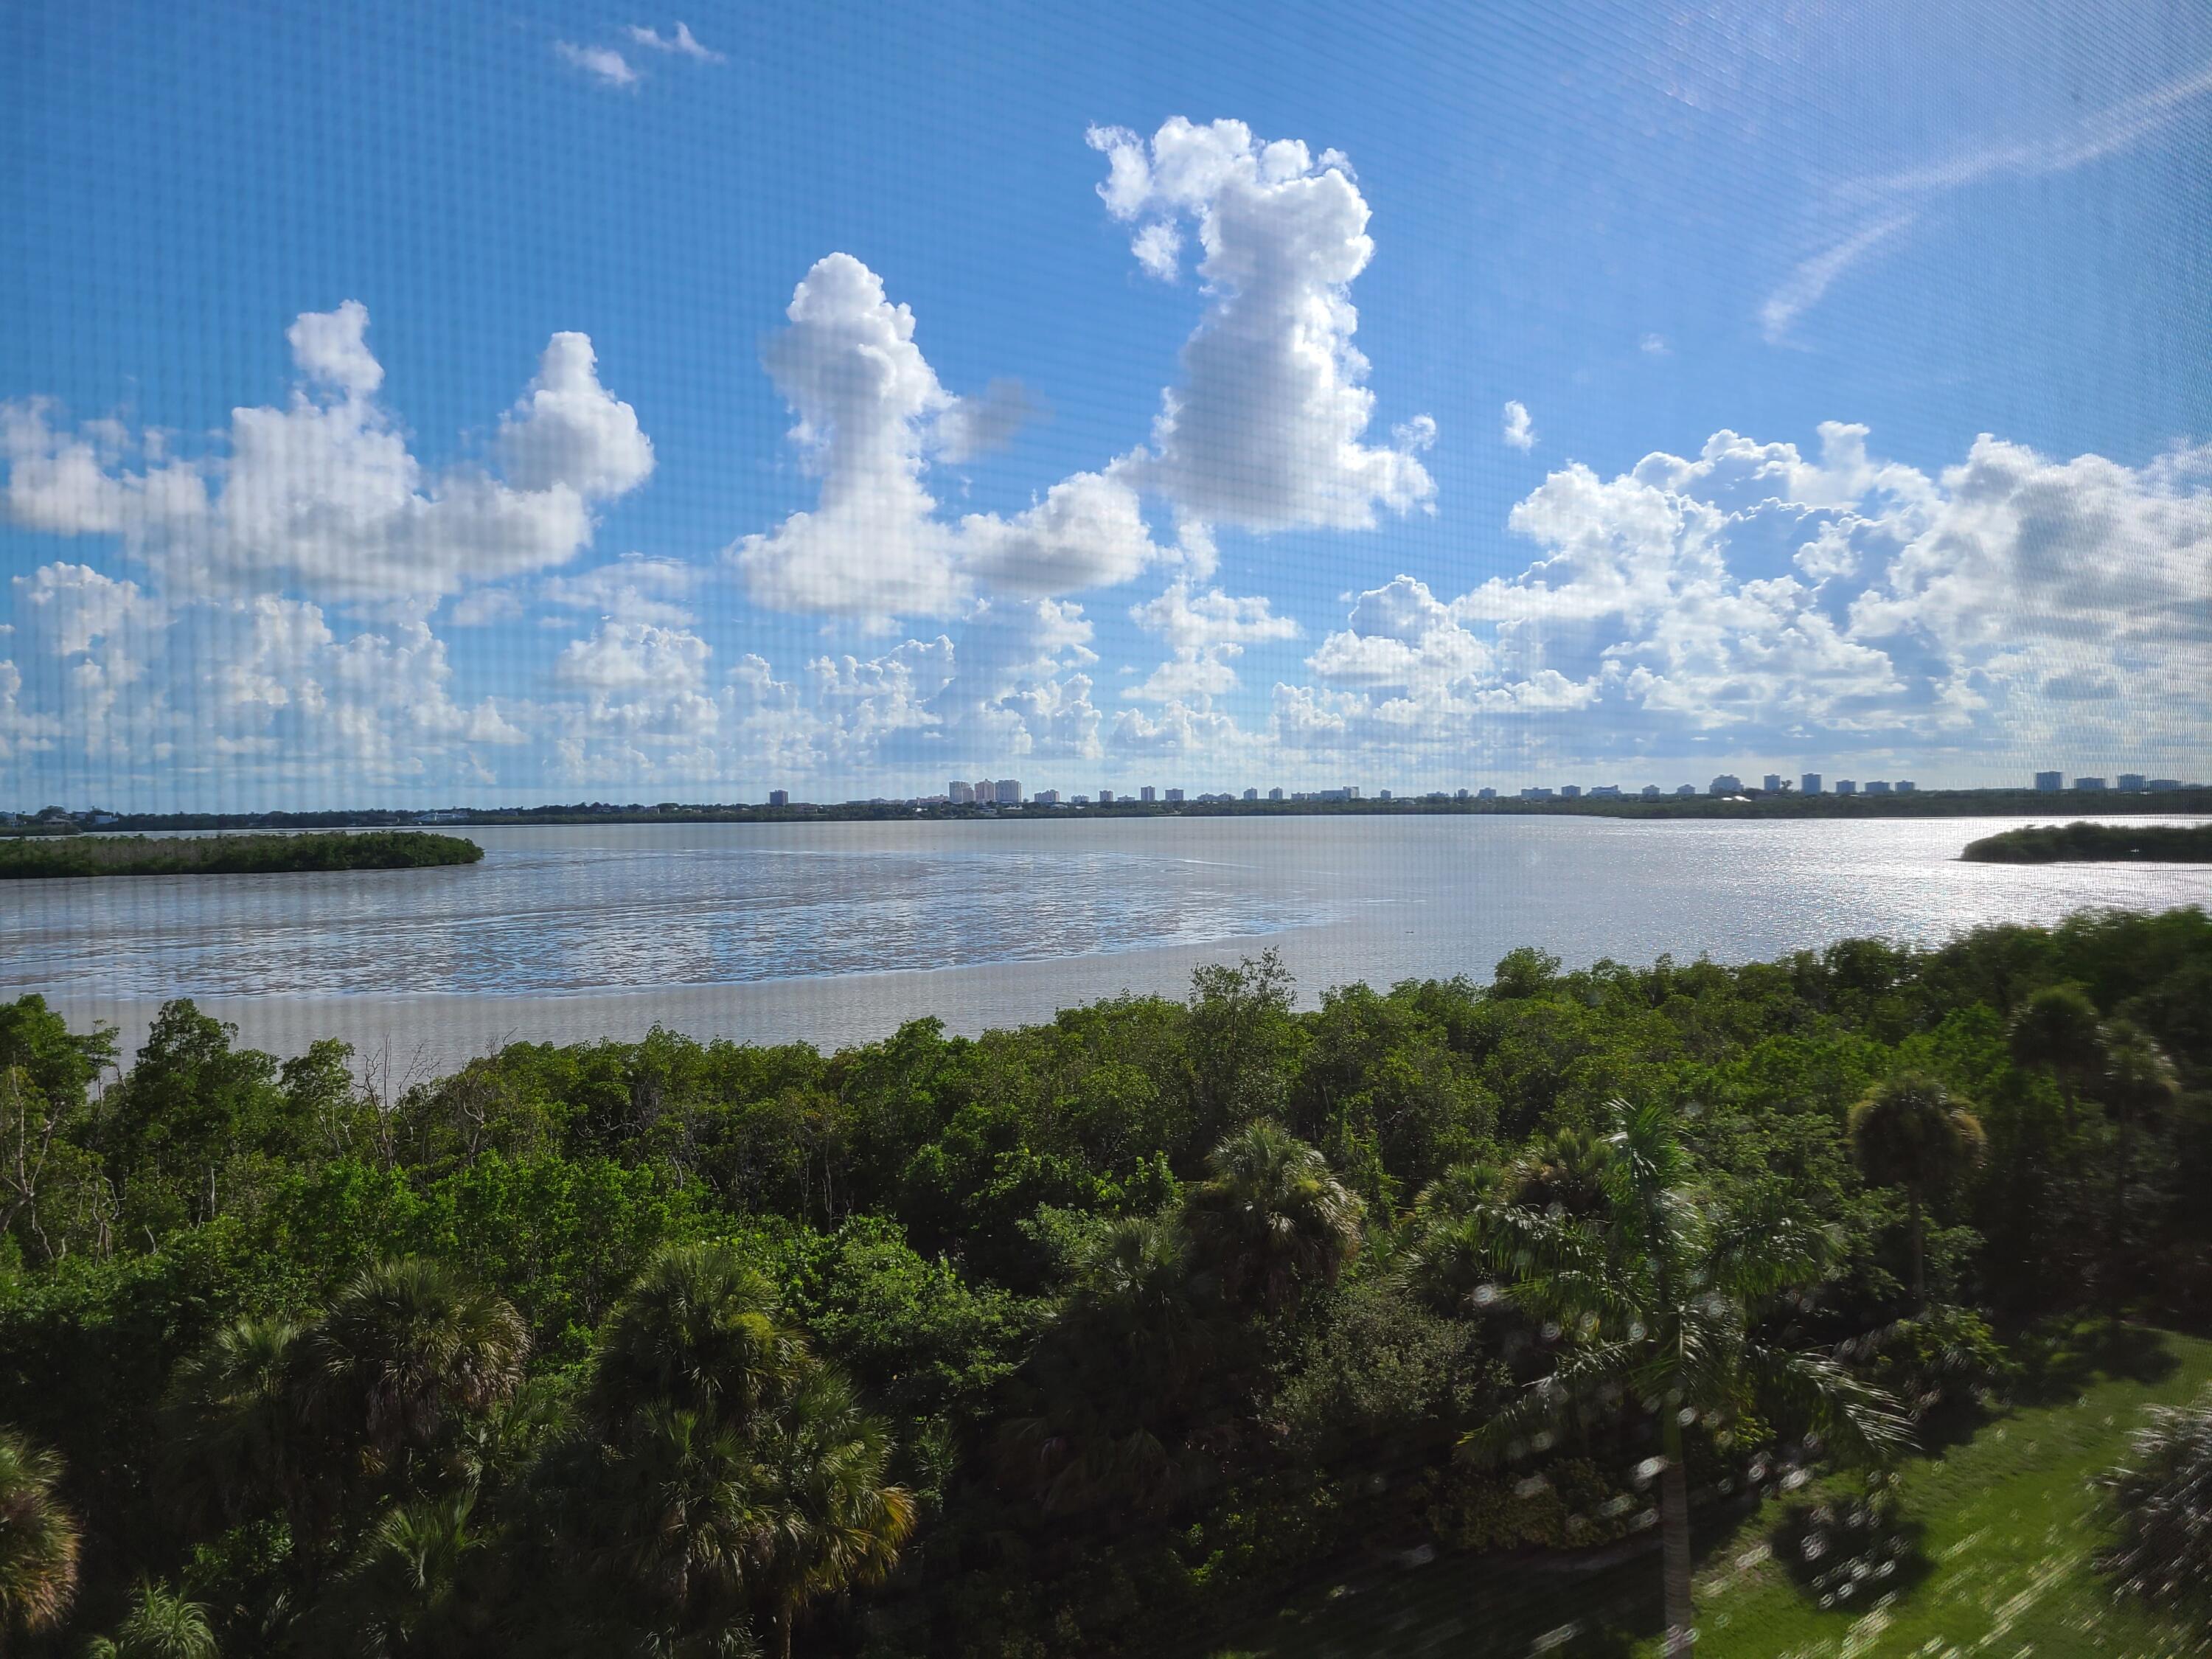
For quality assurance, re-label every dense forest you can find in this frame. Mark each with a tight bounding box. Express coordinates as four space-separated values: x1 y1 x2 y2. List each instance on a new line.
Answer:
0 833 483 880
1 906 2208 1655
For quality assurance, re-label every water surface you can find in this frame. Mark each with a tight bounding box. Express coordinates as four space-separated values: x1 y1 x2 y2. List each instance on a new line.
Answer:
4 815 2205 1068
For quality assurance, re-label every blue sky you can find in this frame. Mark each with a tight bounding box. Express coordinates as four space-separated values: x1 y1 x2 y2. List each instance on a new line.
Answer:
2 0 2208 808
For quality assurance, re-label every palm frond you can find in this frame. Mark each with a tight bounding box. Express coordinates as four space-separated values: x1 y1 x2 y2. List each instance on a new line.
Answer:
1739 1342 1914 1467
1459 1339 1638 1467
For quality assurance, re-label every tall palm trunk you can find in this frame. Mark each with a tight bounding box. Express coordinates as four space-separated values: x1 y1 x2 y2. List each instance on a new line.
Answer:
1659 1411 1694 1659
2111 1113 2133 1307
1907 1186 1925 1312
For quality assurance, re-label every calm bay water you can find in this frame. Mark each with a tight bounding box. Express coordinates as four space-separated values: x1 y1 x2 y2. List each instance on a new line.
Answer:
4 815 2207 1069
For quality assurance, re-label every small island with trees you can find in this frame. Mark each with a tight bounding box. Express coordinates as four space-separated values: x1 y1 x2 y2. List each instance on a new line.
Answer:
1961 821 2212 863
0 830 484 880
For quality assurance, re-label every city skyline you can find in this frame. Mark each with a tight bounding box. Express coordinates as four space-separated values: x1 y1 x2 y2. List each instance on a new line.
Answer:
3 4 2209 810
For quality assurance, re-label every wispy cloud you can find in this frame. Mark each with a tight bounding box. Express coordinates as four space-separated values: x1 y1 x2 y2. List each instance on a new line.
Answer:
1761 61 2212 343
625 21 724 63
1760 212 1914 344
554 41 639 88
1850 63 2212 198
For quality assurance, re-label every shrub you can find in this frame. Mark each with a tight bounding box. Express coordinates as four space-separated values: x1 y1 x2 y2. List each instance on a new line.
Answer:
2098 1382 2212 1613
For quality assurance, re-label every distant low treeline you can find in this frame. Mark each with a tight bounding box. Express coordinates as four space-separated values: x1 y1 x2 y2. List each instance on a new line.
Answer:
0 830 483 879
14 783 2211 832
1962 822 2212 863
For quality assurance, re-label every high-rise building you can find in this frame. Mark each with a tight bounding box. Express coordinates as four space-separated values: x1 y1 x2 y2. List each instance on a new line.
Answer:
1244 787 1258 801
2118 773 2146 791
1835 779 1857 796
1865 780 1893 795
1268 787 1284 801
1895 781 1915 794
973 779 992 804
1589 785 1620 799
1140 786 1157 803
1801 773 1822 795
995 779 1021 804
1641 785 1661 799
949 780 975 804
1559 785 1581 800
1343 785 1361 800
2073 776 2107 791
768 789 789 807
1520 786 1555 801
2034 771 2062 792
1675 783 1696 797
1709 774 1743 796
1032 788 1058 806
1478 787 1498 800
1762 773 1784 793
1098 789 1114 804
1164 787 1185 803
1378 788 1394 801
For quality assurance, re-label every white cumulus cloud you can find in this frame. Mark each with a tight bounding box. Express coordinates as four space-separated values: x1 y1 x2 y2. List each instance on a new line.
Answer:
731 254 1164 626
1087 117 1435 534
1 302 653 605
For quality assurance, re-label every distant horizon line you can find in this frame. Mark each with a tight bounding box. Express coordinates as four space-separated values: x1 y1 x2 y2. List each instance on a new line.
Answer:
13 778 2211 827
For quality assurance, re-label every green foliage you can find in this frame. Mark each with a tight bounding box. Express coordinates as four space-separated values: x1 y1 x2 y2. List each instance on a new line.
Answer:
772 1217 1040 1430
1422 1455 1639 1551
0 908 2206 1655
1183 1120 1363 1312
1844 1306 2014 1423
83 1578 220 1659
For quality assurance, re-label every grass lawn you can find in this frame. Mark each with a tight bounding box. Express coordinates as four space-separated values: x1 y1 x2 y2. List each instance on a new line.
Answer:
1207 1325 2211 1659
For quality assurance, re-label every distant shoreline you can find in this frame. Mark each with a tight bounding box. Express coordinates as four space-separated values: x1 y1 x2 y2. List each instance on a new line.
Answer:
0 830 484 879
8 785 2208 833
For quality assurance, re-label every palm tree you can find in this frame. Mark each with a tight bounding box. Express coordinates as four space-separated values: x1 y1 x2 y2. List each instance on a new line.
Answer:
995 1213 1220 1520
314 1492 494 1658
1847 1074 1986 1310
2008 984 2104 1127
162 1315 309 1532
587 1245 805 1434
1506 1125 1616 1217
82 1578 219 1659
1450 1102 1910 1659
1182 1119 1363 1310
0 1428 78 1652
2096 1023 2180 1286
585 1403 771 1637
755 1371 917 1659
305 1258 529 1500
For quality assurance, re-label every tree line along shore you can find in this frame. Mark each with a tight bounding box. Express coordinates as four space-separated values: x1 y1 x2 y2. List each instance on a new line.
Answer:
0 906 2206 1655
0 831 482 879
